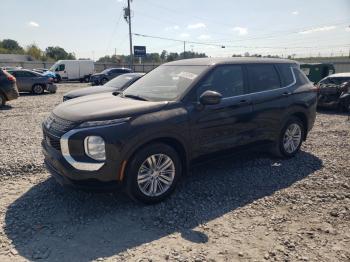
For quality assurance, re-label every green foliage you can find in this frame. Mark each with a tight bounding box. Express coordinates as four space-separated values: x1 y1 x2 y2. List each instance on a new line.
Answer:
0 39 24 53
26 44 43 60
45 46 76 60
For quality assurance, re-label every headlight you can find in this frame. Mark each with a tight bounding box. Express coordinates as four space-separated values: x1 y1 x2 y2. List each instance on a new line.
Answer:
84 136 106 161
78 117 130 128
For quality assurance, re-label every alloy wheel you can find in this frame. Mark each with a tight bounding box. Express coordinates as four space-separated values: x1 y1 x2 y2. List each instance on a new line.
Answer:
283 123 302 154
137 154 175 197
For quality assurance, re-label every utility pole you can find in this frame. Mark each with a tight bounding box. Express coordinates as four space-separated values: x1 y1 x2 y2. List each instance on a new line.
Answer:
124 0 133 69
183 41 186 59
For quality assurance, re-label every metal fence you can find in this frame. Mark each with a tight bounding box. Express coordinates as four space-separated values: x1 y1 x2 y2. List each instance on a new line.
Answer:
0 59 349 73
0 61 160 73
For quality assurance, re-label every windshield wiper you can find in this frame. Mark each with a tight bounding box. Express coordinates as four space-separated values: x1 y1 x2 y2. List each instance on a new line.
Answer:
121 93 148 101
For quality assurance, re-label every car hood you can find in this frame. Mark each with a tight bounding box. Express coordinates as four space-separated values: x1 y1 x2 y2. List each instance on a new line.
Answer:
64 86 118 99
54 92 168 122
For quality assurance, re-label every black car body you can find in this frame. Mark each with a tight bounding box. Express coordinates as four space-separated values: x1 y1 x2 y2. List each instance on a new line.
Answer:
63 73 145 101
0 69 19 106
42 58 317 203
90 68 133 86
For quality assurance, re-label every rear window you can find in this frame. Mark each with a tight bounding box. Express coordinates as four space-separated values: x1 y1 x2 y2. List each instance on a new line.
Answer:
247 64 281 92
277 64 295 87
293 68 310 85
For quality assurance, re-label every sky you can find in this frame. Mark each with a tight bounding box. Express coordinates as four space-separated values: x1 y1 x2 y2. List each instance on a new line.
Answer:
1 0 349 60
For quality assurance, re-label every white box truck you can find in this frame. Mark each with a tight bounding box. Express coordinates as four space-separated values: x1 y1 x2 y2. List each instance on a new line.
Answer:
50 60 94 82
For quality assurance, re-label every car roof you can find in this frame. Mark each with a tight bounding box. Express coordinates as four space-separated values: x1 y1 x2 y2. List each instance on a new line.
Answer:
164 57 298 66
326 73 350 78
105 67 132 70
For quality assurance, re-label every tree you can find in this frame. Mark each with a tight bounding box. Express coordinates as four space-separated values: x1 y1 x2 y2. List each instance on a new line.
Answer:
160 50 168 61
26 44 43 60
0 39 23 53
45 46 76 61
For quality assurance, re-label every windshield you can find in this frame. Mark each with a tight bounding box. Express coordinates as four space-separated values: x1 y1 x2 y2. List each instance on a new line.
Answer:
101 68 113 74
123 65 208 101
104 74 137 89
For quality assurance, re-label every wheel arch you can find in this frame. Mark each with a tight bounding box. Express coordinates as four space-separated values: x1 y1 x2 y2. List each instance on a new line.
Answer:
289 112 308 140
120 136 189 181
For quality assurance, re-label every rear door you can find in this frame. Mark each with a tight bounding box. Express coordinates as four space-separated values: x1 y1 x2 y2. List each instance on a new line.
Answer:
189 64 255 156
246 63 296 142
10 71 31 92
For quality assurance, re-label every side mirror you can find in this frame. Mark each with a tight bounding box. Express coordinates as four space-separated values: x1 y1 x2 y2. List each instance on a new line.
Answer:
199 90 222 105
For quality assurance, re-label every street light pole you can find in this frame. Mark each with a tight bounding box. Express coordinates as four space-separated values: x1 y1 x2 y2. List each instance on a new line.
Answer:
127 0 133 69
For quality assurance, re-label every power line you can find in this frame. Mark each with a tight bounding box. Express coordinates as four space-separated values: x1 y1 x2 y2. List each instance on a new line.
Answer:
134 32 350 50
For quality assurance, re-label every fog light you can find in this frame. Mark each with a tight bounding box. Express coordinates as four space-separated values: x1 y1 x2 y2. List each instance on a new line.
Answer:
84 136 106 161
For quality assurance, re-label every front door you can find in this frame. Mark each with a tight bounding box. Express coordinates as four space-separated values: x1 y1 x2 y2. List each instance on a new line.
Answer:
188 65 255 156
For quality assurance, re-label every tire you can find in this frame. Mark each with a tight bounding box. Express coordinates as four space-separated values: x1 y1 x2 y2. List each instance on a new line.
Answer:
0 93 5 107
125 143 182 204
101 78 108 85
84 76 90 83
271 117 305 158
56 75 61 83
32 84 44 95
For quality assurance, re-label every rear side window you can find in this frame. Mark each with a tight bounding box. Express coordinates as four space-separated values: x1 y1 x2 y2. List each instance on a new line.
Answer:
276 64 295 87
293 68 310 85
247 64 280 92
196 65 245 98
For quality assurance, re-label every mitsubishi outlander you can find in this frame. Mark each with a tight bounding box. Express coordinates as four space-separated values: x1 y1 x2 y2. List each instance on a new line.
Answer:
42 58 317 203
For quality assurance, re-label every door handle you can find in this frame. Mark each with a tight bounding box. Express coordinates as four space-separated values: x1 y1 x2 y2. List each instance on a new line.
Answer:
230 99 250 107
282 92 291 96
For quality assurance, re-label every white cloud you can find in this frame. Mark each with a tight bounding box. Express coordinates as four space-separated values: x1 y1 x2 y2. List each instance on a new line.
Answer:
233 27 248 35
28 21 39 27
198 34 211 40
187 23 206 29
345 26 350 32
165 25 180 31
179 33 190 38
291 11 299 15
299 25 336 34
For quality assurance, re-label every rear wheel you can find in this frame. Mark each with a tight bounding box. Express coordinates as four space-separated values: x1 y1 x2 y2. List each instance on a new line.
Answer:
32 84 44 95
0 93 5 107
84 76 90 83
125 143 182 204
271 117 305 158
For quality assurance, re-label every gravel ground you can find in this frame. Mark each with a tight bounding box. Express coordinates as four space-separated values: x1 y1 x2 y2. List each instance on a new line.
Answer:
0 83 349 262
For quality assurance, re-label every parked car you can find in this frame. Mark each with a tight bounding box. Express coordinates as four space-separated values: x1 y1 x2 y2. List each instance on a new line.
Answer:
1 66 22 71
49 60 94 82
300 63 335 83
0 69 19 107
42 58 317 204
90 67 133 85
6 69 57 94
63 73 145 101
317 73 350 111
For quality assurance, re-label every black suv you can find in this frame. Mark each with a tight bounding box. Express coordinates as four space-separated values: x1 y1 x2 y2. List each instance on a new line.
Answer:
90 68 133 85
42 58 317 203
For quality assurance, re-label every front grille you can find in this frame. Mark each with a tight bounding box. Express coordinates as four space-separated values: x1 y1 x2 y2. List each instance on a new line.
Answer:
45 113 78 133
44 132 61 151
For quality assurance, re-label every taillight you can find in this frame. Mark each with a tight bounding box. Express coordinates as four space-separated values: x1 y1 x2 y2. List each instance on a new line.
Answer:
7 75 16 82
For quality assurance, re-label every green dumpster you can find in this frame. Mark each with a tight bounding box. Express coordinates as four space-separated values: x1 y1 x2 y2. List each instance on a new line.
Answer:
300 63 335 83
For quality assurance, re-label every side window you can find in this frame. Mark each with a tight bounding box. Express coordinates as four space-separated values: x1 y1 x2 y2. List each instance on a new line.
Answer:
196 65 245 98
276 64 295 87
292 68 310 85
58 64 65 71
247 64 280 92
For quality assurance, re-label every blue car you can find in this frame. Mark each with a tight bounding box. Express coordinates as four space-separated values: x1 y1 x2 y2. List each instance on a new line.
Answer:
42 70 61 83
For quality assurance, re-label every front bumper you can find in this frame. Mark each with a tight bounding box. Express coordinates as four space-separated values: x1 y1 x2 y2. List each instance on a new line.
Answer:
42 122 129 189
45 159 121 191
47 84 57 93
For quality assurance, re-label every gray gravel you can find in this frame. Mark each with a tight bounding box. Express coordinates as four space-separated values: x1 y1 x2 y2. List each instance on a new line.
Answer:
0 83 349 261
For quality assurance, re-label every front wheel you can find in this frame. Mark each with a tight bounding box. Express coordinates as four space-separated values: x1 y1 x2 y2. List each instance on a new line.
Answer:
101 78 108 85
125 143 182 204
271 117 305 158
